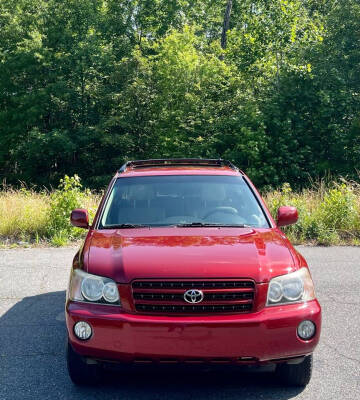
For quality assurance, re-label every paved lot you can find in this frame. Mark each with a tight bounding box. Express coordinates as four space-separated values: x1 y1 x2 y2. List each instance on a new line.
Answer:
0 246 359 400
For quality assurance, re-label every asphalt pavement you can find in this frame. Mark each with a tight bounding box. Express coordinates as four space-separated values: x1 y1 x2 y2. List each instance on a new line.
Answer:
0 246 359 399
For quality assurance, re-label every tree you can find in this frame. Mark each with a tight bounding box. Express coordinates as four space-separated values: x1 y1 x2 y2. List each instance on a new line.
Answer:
0 0 359 189
221 0 233 50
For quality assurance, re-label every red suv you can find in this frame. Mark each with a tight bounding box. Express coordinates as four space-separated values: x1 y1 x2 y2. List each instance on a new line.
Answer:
66 159 321 386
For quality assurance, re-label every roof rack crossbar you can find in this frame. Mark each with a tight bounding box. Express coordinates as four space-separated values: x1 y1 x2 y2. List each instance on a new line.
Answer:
119 158 239 173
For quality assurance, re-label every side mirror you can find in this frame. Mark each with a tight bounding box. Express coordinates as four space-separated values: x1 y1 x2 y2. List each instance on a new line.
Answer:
277 206 298 227
70 209 89 229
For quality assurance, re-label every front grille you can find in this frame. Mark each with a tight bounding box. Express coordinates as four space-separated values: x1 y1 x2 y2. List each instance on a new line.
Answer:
132 281 253 289
131 279 255 315
133 292 253 301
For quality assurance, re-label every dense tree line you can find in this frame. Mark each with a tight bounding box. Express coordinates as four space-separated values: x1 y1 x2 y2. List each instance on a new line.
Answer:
0 0 359 189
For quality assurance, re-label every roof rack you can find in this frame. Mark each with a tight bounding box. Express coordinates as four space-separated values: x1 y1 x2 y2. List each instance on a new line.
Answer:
118 158 239 173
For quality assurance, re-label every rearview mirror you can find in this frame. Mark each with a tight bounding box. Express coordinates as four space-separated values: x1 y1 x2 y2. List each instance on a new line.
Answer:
70 209 89 229
277 206 298 227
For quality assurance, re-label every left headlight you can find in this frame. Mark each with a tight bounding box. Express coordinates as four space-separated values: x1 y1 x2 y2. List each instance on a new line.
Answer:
68 269 121 305
266 267 315 306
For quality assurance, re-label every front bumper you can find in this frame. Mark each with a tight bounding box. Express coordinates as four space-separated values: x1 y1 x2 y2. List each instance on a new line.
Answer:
66 300 321 364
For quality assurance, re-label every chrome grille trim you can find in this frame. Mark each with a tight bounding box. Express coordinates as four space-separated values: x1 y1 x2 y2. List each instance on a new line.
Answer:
132 279 255 315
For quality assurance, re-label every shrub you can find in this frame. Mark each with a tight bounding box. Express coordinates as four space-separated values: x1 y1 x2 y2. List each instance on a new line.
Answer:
318 183 357 230
1 176 360 246
45 175 101 246
46 175 86 245
264 180 360 245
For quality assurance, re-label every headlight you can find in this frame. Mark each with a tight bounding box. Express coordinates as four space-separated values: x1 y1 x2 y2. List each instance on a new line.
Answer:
266 268 315 306
68 269 121 305
103 282 120 303
81 275 104 301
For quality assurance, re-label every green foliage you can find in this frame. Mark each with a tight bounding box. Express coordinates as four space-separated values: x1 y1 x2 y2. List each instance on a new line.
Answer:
0 0 359 190
318 184 358 232
2 176 360 246
265 180 360 245
0 175 100 245
47 175 85 245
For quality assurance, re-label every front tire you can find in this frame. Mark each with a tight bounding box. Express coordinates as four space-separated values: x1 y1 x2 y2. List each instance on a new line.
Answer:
276 355 313 386
66 341 100 385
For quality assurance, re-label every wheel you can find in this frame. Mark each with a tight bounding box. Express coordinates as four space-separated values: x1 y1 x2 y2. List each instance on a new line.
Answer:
275 355 313 387
66 341 100 385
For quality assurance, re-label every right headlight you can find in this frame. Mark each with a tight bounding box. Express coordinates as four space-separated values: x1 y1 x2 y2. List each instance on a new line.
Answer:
266 267 315 306
68 269 121 305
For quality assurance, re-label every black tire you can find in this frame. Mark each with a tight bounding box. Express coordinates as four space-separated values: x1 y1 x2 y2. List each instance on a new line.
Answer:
275 355 313 387
66 341 100 385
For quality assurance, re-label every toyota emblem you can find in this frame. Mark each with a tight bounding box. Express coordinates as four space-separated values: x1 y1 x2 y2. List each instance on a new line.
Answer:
184 289 204 304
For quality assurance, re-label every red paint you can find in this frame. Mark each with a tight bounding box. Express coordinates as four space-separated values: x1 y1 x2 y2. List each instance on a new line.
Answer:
85 228 297 283
70 209 89 229
66 162 321 365
277 206 299 227
66 300 321 363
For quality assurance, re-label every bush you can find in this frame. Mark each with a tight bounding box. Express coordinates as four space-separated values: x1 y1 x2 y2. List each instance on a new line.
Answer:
264 180 360 245
46 175 84 245
1 176 359 247
318 184 358 231
45 175 100 246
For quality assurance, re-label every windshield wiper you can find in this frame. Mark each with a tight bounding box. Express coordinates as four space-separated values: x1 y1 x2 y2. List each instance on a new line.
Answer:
102 223 150 229
176 222 251 228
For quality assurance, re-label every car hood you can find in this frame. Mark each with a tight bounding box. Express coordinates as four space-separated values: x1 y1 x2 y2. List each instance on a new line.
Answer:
84 227 296 283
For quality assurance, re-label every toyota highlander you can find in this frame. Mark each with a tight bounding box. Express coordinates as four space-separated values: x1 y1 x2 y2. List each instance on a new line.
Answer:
65 158 321 386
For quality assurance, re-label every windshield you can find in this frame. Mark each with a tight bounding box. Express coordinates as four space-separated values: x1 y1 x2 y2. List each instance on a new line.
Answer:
100 175 269 228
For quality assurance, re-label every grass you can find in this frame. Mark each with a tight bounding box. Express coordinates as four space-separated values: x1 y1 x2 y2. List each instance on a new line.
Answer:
0 177 101 247
0 177 359 247
0 188 50 244
264 180 360 245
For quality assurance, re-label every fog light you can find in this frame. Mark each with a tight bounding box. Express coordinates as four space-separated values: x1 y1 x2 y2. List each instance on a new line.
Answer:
297 320 316 340
74 321 92 340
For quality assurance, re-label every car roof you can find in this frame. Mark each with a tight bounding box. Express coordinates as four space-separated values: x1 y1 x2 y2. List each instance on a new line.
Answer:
115 159 244 178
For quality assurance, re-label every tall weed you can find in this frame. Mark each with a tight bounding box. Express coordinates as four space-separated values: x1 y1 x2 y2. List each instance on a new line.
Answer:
0 176 359 246
264 180 360 245
46 175 100 246
0 187 49 242
46 175 85 245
